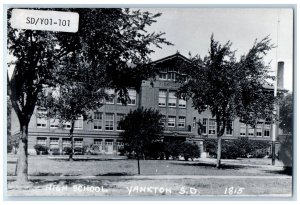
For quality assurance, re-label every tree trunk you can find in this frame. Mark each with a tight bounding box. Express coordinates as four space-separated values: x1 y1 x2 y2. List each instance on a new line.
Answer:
137 86 142 109
68 120 75 161
137 154 141 175
216 136 222 168
16 124 29 184
216 115 222 168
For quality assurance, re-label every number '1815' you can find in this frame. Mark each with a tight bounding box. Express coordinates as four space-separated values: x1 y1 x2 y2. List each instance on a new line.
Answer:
224 187 245 195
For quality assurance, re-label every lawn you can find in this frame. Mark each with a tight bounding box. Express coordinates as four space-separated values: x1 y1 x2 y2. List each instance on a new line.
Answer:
6 156 292 197
7 156 288 177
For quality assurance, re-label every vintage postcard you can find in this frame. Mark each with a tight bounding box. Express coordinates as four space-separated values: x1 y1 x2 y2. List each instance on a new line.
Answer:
4 5 294 199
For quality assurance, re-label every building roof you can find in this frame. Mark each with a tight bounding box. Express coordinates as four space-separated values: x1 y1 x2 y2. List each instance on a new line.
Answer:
151 52 191 65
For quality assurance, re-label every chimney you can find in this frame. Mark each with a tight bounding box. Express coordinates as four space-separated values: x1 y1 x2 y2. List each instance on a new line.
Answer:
277 61 284 88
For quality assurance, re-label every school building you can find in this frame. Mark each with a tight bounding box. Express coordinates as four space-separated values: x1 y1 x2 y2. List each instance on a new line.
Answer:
10 53 286 156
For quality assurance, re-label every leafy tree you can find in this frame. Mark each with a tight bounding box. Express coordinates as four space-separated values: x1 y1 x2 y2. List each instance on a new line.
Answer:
119 108 163 174
178 35 276 168
279 93 293 134
7 8 171 184
180 142 200 161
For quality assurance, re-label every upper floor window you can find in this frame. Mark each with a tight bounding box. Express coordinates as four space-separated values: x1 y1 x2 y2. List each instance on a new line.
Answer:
178 116 186 128
168 91 177 107
128 89 136 105
159 115 166 127
117 89 137 105
168 116 176 127
94 112 102 130
105 89 115 104
116 114 125 131
159 68 168 80
36 110 47 128
63 121 71 129
208 119 216 135
248 126 255 136
74 116 83 129
264 119 271 137
158 90 167 107
178 96 186 108
167 72 176 81
225 121 233 136
201 118 207 134
105 113 114 131
50 118 59 129
256 121 263 137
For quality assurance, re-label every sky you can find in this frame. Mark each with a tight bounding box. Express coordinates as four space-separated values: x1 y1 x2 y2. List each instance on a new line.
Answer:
140 8 294 92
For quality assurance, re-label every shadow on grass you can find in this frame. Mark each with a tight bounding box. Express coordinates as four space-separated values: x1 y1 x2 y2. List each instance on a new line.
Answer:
264 168 292 176
171 162 245 170
96 172 133 176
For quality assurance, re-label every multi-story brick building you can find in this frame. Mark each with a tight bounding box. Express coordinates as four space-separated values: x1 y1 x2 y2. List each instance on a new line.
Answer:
10 53 285 156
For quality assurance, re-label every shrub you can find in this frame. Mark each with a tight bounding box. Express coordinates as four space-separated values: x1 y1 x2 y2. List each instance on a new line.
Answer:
203 138 271 159
74 147 83 155
146 141 164 159
278 136 292 169
63 147 72 155
118 146 126 156
34 144 48 155
180 142 200 161
163 140 182 160
51 147 60 155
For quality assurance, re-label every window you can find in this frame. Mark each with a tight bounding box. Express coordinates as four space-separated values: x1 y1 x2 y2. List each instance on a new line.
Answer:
193 117 196 128
63 121 71 129
62 138 71 148
74 138 83 148
240 123 246 136
168 91 177 107
94 139 102 145
159 115 166 127
105 113 114 131
167 72 176 81
74 116 83 129
264 121 271 137
202 118 207 134
225 121 233 135
158 90 167 107
50 137 59 149
37 137 46 146
36 110 47 128
167 67 176 81
159 68 168 80
178 116 186 128
208 119 216 135
128 89 136 105
116 114 125 130
117 89 136 105
248 126 254 137
168 116 176 127
105 89 115 104
50 119 59 128
256 121 263 137
94 112 102 130
117 141 124 151
178 96 186 108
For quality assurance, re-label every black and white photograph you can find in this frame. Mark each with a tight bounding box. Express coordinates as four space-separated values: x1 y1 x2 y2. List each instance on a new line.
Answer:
3 4 295 200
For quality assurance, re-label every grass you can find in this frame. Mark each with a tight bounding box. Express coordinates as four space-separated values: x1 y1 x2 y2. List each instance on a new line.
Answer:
6 156 292 196
7 156 288 177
